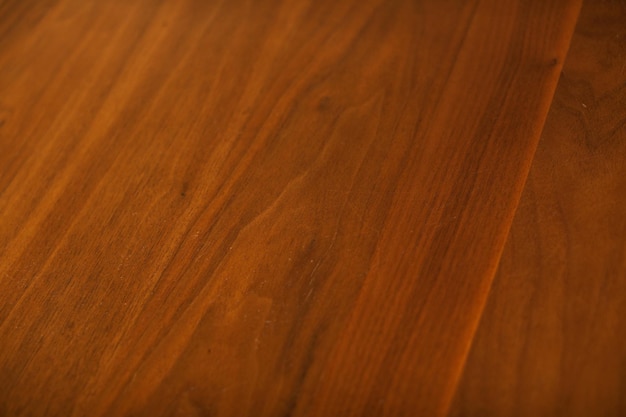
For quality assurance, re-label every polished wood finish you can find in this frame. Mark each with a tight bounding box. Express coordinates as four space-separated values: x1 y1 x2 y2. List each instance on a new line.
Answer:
0 0 582 416
450 1 626 415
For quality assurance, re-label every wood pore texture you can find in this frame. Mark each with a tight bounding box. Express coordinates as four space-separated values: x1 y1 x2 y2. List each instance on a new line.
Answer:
3 0 621 416
450 1 626 416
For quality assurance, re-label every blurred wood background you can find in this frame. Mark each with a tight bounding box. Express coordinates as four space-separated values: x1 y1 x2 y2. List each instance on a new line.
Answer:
0 0 623 416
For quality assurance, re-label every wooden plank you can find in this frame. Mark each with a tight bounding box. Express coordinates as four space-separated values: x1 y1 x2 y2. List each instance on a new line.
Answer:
0 0 580 416
449 1 626 415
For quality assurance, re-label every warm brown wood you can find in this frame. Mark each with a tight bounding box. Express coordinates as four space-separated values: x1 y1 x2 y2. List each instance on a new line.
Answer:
0 0 581 416
449 1 626 415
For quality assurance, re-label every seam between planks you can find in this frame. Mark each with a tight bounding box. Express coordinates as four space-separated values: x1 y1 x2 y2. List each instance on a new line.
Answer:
441 1 585 415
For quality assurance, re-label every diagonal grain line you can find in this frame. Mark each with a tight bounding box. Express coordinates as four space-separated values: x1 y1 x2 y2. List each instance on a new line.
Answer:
442 2 584 415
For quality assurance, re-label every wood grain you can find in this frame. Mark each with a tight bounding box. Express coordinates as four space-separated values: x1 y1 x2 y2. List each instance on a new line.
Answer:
0 0 580 416
449 0 626 415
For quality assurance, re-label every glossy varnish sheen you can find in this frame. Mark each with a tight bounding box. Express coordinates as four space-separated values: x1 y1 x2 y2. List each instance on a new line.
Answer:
450 0 626 415
0 0 580 416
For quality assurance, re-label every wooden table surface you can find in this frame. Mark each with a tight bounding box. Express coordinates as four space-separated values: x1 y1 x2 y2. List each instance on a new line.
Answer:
0 0 623 416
